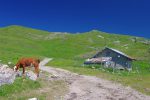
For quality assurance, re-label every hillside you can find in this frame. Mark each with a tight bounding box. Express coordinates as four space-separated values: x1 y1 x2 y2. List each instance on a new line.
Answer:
0 25 150 97
0 25 149 62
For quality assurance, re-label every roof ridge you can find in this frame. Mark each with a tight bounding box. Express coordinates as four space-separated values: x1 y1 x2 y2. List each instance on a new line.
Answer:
105 47 135 60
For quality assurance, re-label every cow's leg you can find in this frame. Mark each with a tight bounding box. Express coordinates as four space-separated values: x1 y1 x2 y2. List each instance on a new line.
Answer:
34 64 39 77
22 65 26 77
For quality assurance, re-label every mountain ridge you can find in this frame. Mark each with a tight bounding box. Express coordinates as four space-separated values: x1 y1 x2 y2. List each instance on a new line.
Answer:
0 25 148 39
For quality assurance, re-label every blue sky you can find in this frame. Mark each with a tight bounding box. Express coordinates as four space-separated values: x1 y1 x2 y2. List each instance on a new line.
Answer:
0 0 150 38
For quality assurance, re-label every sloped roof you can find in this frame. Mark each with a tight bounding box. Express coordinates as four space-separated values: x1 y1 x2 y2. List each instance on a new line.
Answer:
105 47 135 60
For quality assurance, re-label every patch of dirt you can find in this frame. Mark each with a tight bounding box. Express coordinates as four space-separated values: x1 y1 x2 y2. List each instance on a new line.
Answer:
40 58 150 100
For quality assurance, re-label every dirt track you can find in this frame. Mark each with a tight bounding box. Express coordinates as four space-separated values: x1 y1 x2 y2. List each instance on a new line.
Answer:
39 58 150 100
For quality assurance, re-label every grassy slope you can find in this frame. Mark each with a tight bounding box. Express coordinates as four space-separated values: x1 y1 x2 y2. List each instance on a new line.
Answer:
0 72 68 100
0 25 50 63
0 25 149 62
0 25 150 95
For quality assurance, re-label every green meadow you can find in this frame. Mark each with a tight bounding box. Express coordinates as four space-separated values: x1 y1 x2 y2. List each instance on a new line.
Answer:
0 25 150 97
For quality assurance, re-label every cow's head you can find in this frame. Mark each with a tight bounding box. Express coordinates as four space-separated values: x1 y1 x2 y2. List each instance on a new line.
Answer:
13 66 18 72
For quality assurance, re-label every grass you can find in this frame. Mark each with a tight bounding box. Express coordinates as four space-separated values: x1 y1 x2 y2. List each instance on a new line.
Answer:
0 71 68 100
0 25 150 96
0 78 40 97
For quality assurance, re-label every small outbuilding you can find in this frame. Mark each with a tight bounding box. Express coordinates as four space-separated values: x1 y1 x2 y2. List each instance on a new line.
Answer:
84 47 135 70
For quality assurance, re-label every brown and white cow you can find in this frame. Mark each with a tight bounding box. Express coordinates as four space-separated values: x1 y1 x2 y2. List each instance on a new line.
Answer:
14 58 40 77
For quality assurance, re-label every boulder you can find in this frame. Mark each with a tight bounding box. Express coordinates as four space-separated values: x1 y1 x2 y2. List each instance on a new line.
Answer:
16 70 37 81
0 64 16 86
28 97 38 100
0 63 38 86
26 70 37 81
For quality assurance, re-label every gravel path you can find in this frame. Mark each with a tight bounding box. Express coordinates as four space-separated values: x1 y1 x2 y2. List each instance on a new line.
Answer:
39 58 150 100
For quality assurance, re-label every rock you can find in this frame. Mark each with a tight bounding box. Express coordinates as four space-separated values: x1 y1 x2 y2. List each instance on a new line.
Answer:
92 66 95 69
0 64 8 71
0 64 16 86
15 70 38 81
8 62 12 65
16 71 21 77
51 74 59 78
113 41 120 44
26 71 37 81
122 44 129 47
28 97 38 100
97 35 104 38
0 64 37 86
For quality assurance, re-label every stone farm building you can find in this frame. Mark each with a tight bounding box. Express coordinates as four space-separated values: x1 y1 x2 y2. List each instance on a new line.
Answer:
84 47 135 70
